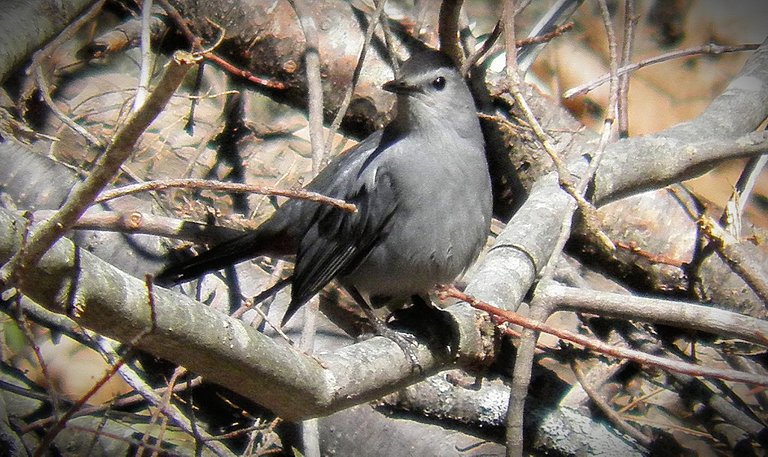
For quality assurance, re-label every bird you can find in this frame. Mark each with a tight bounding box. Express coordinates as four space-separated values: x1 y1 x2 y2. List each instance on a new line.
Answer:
156 48 493 330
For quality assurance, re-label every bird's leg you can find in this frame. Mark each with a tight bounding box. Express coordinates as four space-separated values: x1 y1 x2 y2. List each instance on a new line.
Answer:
251 277 291 306
346 287 422 371
401 294 456 354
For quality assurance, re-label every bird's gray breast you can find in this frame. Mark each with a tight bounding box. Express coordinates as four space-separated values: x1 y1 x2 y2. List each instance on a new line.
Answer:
341 133 491 301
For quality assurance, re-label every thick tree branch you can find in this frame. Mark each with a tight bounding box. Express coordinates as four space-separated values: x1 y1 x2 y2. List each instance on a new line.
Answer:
593 38 768 204
0 0 93 83
466 38 768 316
0 207 454 421
538 283 768 345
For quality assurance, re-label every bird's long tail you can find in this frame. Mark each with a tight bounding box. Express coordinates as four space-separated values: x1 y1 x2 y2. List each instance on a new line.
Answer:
155 231 275 285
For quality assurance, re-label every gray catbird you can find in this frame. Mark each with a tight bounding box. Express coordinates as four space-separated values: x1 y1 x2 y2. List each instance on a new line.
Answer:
157 49 492 327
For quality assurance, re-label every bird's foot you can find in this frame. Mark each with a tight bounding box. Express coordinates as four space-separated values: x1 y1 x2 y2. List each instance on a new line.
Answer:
361 307 422 372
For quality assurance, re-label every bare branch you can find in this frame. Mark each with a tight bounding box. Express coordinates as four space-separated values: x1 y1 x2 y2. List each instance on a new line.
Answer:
1 51 197 288
324 0 388 156
698 214 768 307
95 178 357 212
0 206 455 421
33 209 243 244
442 286 768 386
563 42 760 99
286 0 326 173
538 282 768 346
438 0 464 66
594 131 768 205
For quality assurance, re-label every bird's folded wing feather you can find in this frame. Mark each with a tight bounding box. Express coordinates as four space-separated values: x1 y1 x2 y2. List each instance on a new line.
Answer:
284 166 398 322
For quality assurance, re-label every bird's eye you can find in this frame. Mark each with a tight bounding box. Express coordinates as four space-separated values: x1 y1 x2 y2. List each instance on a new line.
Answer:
431 76 446 90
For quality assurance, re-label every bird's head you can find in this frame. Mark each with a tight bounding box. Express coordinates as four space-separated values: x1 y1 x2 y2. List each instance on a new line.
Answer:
383 50 478 134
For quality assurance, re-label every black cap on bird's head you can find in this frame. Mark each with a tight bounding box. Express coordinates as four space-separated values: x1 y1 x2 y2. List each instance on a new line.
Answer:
382 49 458 96
382 49 477 130
399 49 457 76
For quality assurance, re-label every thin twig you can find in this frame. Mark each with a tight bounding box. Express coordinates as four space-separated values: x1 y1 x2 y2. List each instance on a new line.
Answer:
137 366 185 456
34 64 104 148
133 0 155 111
518 22 574 48
461 20 574 76
33 276 159 457
62 424 187 456
721 154 768 237
572 360 653 447
205 52 286 89
462 19 502 75
559 0 620 254
615 240 685 267
514 0 578 74
323 0 388 156
155 0 285 90
282 6 324 456
32 348 129 457
94 338 235 457
597 0 619 138
21 376 204 433
286 0 325 173
440 285 768 386
94 178 357 212
499 5 534 456
533 0 620 281
15 296 62 416
617 0 637 137
0 51 197 289
563 42 760 99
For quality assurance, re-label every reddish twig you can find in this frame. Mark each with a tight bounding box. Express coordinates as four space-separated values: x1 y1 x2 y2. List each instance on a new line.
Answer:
155 0 285 90
32 342 130 457
439 285 768 387
203 52 286 89
517 21 574 48
615 240 686 267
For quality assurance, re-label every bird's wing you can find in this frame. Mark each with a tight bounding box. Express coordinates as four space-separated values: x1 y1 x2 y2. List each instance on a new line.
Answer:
281 161 398 325
156 131 390 285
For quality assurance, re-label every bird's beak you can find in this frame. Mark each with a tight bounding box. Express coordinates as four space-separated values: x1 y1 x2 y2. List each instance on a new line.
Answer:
383 79 421 95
